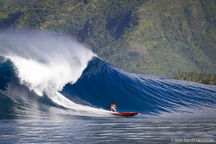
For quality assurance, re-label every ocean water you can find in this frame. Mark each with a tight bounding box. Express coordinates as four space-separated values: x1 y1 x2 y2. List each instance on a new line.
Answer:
0 31 216 143
1 117 216 144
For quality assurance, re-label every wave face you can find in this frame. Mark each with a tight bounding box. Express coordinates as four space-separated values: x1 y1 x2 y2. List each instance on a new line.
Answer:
0 30 216 119
62 57 216 115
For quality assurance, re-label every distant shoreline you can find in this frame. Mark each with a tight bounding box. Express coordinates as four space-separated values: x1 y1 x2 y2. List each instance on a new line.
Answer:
174 72 216 85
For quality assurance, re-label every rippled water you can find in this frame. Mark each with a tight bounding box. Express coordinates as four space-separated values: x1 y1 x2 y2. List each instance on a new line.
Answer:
1 116 216 144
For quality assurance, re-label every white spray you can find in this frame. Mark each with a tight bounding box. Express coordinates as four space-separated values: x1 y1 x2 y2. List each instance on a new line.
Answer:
0 30 110 117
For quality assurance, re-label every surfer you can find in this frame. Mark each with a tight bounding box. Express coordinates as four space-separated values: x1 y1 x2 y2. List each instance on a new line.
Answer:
109 103 118 112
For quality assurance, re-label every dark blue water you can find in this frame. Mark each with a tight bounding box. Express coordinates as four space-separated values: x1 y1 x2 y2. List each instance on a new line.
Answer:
62 57 216 114
0 56 216 143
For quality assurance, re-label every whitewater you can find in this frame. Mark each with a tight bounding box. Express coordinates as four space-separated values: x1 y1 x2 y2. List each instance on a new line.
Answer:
0 30 110 117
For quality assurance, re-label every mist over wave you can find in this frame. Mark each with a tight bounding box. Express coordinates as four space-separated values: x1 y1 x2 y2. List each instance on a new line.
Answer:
0 30 94 93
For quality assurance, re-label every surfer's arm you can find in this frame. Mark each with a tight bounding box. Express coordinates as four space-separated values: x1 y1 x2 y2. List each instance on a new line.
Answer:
114 105 117 109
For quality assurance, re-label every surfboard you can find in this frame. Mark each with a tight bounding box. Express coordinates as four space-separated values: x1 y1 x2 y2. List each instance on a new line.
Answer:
113 112 138 117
